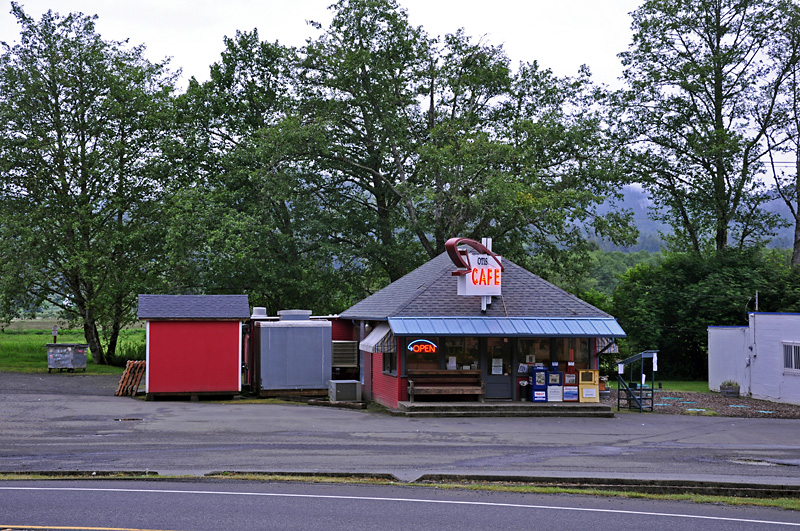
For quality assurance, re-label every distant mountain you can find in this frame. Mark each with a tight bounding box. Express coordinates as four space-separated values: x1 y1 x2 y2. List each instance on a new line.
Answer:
593 185 795 252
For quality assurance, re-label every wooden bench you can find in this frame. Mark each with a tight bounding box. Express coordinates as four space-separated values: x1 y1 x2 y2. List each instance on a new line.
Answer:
406 369 485 402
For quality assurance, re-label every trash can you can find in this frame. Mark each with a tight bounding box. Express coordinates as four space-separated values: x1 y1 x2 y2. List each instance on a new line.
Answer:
46 343 88 373
518 378 529 401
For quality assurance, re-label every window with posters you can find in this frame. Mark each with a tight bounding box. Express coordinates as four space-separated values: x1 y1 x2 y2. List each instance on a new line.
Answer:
444 337 479 370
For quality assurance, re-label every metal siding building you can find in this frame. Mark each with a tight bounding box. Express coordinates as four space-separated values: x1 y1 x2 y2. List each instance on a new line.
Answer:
708 313 800 405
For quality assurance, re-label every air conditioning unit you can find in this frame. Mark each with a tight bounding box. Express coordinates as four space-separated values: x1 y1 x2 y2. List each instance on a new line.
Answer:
328 380 361 402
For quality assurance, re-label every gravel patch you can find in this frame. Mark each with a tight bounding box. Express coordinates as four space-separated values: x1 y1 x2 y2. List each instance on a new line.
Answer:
603 389 800 419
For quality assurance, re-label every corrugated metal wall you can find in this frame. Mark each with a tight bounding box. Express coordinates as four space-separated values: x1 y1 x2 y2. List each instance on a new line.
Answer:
258 321 332 391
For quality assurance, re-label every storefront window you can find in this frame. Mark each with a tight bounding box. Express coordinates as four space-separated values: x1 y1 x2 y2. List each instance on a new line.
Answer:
406 338 440 370
443 337 479 370
518 339 551 364
518 338 591 372
382 350 396 374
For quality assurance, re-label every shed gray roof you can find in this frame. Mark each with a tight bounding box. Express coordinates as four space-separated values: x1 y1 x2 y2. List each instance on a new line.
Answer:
138 294 250 320
339 253 612 320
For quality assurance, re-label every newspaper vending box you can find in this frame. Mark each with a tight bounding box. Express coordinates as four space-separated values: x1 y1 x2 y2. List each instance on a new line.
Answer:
563 362 579 401
530 366 548 402
547 363 563 402
579 369 600 403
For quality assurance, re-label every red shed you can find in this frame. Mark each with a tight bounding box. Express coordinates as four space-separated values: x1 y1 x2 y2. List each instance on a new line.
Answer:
138 294 250 398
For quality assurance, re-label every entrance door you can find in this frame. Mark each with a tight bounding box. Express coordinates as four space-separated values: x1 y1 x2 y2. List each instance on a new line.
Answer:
484 338 512 399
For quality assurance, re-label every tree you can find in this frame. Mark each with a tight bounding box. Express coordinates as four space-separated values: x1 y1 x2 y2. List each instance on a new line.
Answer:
297 0 433 283
617 0 799 254
765 1 800 266
0 4 176 363
612 248 792 379
165 30 368 313
294 0 634 285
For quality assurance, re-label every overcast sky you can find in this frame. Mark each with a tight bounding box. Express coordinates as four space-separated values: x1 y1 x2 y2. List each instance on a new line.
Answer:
0 1 641 88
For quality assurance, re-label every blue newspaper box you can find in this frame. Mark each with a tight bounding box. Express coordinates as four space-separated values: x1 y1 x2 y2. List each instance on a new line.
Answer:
530 366 548 402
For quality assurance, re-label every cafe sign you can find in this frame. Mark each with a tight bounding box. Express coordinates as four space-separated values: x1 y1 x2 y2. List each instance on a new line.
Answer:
445 237 504 297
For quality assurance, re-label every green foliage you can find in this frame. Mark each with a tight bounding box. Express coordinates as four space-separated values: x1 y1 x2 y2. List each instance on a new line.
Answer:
165 29 370 313
612 248 796 379
616 0 798 254
106 329 145 367
162 0 636 304
581 250 663 295
0 4 177 363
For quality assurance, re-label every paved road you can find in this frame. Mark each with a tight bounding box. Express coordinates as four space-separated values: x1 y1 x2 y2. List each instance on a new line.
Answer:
1 373 799 486
2 480 799 530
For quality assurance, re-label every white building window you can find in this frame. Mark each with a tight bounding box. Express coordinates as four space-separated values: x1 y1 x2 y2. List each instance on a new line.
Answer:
784 343 800 371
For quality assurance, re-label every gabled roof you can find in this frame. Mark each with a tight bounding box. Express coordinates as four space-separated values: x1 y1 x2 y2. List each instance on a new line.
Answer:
138 294 250 320
339 252 613 321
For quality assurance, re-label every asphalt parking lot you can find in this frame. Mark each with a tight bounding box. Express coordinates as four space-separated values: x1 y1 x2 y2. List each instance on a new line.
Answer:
2 371 799 488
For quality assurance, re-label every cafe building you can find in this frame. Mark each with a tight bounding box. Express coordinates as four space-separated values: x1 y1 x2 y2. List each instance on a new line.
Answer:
339 239 626 409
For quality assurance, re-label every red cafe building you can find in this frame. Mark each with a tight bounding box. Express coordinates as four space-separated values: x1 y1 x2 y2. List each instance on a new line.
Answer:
339 239 626 409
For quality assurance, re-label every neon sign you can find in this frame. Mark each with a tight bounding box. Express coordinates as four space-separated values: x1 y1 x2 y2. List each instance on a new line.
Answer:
471 264 501 287
407 339 438 354
445 237 503 296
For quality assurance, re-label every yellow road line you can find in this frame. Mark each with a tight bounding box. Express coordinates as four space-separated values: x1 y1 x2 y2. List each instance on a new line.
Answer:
1 525 180 531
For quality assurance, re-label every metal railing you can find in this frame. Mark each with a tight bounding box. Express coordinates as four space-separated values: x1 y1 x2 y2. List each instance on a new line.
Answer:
615 350 658 413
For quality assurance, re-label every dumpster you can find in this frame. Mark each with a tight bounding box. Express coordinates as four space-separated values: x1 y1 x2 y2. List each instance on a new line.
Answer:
46 343 88 373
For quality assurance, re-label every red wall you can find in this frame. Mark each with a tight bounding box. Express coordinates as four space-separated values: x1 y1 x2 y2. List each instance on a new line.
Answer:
330 318 355 341
369 352 408 409
147 321 241 393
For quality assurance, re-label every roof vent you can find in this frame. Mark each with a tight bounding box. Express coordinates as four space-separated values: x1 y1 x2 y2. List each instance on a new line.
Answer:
251 307 268 319
278 309 312 321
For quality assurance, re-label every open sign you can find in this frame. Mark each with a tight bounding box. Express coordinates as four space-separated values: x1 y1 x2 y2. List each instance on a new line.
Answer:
407 339 437 353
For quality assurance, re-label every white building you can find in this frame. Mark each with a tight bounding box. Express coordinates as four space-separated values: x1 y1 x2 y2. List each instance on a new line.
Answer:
708 313 800 405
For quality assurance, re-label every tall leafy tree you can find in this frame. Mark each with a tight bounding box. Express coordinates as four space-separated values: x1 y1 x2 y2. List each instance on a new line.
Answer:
166 30 365 313
297 0 432 282
765 1 800 266
295 0 634 285
0 4 176 363
617 0 799 254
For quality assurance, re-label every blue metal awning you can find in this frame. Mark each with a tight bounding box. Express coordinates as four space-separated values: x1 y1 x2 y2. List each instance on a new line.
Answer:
388 317 626 338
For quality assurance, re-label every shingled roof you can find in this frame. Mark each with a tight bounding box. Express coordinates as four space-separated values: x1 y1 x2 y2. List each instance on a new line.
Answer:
339 252 611 320
138 294 250 320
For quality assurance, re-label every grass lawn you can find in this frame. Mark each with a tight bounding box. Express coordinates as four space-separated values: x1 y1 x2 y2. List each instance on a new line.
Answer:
0 328 141 375
606 379 711 393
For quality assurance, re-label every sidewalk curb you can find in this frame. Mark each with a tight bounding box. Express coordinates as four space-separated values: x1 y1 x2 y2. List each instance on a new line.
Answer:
6 471 798 499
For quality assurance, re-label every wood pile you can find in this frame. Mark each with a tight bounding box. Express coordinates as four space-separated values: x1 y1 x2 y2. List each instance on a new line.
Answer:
115 360 146 397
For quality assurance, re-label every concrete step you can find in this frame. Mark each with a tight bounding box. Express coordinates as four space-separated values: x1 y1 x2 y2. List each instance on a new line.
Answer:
397 401 614 418
402 410 614 418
